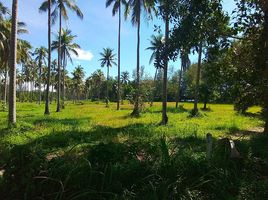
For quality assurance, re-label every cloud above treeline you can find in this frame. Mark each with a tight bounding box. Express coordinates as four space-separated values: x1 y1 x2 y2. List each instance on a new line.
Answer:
72 48 94 61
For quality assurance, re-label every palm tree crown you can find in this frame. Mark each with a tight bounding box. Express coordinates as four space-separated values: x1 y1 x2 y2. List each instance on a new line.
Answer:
147 34 164 66
99 48 117 69
52 29 80 64
39 0 83 24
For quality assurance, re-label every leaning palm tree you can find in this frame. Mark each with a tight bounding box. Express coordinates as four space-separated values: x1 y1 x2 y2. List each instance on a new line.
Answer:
32 47 48 105
52 29 80 108
146 34 163 107
8 0 18 125
127 0 155 116
99 48 117 107
39 0 52 115
40 0 83 112
106 0 127 110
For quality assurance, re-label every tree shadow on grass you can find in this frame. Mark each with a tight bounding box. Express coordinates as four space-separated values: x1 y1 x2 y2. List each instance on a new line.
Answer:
243 111 263 120
33 117 91 127
3 128 268 200
0 133 212 200
146 106 189 114
22 123 156 152
226 128 264 139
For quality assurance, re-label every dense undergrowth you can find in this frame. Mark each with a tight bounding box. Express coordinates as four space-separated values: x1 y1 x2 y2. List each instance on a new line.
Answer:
0 102 267 199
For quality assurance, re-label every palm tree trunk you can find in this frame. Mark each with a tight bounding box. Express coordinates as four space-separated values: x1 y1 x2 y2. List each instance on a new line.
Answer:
175 64 183 108
194 43 202 113
45 0 51 115
38 58 42 105
62 51 66 109
131 15 140 116
117 2 121 110
161 5 169 125
56 9 62 112
8 0 18 125
106 66 109 107
3 65 8 110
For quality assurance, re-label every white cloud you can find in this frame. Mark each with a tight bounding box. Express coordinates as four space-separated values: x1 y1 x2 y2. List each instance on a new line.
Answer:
72 48 94 61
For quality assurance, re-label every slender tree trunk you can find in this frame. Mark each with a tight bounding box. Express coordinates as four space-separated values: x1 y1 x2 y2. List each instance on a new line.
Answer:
176 64 183 108
62 51 66 109
131 15 140 116
8 0 18 125
38 58 42 105
106 66 109 107
263 7 268 134
194 43 202 113
3 65 8 109
56 9 62 112
150 68 158 107
45 0 51 115
203 101 207 110
161 4 169 125
117 2 121 110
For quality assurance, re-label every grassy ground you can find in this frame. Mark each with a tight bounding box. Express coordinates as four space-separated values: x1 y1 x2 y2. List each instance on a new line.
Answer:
0 102 267 199
0 102 263 146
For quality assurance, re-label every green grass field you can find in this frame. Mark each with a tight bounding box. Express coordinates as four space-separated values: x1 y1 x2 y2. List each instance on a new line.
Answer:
0 102 267 199
0 102 263 147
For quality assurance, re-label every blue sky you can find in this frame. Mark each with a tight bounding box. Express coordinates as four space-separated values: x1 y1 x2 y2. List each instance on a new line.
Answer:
3 0 236 79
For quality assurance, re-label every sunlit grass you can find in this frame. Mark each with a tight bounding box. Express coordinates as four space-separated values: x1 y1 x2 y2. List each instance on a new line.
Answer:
0 101 263 149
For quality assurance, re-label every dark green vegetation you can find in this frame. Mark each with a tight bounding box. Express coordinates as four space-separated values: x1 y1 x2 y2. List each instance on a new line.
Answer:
1 0 268 199
0 102 267 199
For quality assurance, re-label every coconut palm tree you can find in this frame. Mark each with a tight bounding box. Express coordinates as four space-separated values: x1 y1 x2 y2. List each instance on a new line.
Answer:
8 0 18 125
99 48 117 107
32 47 48 105
127 0 155 116
89 70 105 100
121 71 129 84
158 0 170 125
146 34 163 106
39 0 52 115
72 65 85 102
106 0 127 110
40 0 83 112
0 17 28 109
52 29 80 108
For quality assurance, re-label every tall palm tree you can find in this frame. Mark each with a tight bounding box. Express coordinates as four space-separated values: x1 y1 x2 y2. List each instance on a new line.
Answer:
99 48 117 107
106 0 127 110
52 29 80 108
127 0 155 116
0 19 28 108
8 0 18 125
40 0 83 112
39 0 52 115
146 34 163 107
159 0 170 125
90 69 105 100
32 47 48 105
72 65 85 102
175 49 190 108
